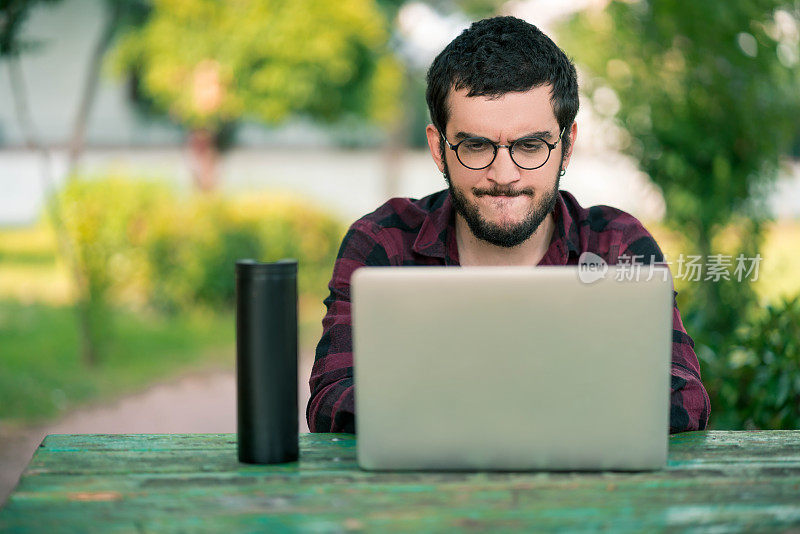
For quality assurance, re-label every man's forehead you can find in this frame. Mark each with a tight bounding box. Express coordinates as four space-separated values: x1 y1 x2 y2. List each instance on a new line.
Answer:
444 85 558 135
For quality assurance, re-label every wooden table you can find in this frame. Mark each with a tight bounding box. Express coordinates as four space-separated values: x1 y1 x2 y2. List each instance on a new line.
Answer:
2 431 799 532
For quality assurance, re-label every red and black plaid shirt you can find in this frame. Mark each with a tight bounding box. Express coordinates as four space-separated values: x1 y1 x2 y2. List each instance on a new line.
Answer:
307 189 710 434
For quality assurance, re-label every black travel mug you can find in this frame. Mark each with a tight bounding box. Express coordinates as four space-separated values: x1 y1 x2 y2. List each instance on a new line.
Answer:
236 259 298 464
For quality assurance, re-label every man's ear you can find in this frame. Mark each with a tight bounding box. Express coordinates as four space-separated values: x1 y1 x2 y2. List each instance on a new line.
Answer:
561 122 578 171
426 124 445 174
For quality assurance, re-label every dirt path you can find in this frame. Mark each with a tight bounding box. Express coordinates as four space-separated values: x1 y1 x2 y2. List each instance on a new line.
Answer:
0 358 313 508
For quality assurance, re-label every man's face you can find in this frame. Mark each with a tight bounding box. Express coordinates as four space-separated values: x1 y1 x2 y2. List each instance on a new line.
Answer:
426 85 575 248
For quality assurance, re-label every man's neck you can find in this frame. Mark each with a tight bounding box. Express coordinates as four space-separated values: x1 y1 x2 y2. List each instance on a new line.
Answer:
455 213 555 266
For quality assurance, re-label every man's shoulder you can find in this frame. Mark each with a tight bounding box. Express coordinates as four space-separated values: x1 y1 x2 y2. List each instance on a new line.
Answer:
560 190 663 261
560 190 647 234
352 189 449 235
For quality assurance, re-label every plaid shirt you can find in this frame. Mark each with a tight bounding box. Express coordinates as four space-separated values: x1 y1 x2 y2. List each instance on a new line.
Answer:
307 189 710 434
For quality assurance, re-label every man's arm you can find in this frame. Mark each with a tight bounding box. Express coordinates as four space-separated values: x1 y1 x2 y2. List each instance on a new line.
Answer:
306 221 390 433
621 230 711 433
668 294 711 432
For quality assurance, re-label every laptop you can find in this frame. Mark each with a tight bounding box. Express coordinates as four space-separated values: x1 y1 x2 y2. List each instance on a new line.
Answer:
351 265 672 471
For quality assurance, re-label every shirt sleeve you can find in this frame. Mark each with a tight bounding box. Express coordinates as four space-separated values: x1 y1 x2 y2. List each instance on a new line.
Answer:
667 291 711 432
306 221 389 433
620 230 711 433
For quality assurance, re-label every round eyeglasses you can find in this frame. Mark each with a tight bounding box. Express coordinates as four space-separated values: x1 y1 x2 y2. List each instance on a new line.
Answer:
443 127 566 171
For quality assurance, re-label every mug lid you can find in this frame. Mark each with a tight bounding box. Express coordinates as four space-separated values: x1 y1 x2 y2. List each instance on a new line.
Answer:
236 258 297 276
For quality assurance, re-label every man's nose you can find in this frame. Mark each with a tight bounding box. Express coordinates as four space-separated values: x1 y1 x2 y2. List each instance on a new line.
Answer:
486 145 521 185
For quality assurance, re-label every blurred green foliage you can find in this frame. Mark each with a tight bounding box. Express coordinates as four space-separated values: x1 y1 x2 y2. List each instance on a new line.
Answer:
146 191 345 312
56 176 172 359
561 1 800 428
0 177 343 420
57 176 172 309
700 297 800 429
111 0 404 131
53 175 344 357
562 2 800 235
0 0 62 57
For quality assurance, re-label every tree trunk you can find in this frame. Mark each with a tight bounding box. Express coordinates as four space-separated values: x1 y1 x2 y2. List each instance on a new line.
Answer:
76 297 99 367
5 56 97 366
65 0 123 179
188 129 220 192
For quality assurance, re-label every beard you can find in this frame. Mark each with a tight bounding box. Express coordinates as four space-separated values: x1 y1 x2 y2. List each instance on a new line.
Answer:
444 158 561 248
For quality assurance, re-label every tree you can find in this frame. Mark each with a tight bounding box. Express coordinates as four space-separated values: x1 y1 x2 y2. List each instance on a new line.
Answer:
112 0 403 191
3 0 150 365
2 1 62 163
561 1 800 428
560 1 800 340
66 0 149 178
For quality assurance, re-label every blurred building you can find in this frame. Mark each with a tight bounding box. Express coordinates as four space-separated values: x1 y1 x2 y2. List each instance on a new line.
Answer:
0 0 350 149
0 0 797 226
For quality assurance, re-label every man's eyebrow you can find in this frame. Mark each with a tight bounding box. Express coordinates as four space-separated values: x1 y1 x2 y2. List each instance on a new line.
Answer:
453 130 556 142
511 130 555 142
453 131 483 141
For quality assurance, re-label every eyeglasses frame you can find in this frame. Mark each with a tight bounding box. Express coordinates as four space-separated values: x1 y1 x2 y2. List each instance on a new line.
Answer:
442 126 567 171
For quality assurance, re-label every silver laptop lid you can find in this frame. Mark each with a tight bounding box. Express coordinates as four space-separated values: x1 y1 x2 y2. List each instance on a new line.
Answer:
352 266 672 471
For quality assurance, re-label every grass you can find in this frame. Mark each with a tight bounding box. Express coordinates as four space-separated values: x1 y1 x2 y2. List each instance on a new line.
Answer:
0 298 323 424
0 300 234 423
0 224 57 260
0 223 326 424
0 224 72 305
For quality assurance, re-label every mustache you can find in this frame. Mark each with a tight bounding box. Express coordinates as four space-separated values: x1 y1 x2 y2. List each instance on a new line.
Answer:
472 186 534 197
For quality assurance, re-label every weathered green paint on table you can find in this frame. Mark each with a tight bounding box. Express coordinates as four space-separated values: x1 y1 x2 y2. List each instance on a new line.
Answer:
1 431 799 532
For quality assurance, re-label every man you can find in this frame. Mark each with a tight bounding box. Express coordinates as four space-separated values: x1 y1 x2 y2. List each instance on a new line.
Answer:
307 16 710 434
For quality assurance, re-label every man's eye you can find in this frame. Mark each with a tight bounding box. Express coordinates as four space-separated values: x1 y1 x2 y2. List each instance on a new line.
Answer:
463 140 491 152
516 139 545 152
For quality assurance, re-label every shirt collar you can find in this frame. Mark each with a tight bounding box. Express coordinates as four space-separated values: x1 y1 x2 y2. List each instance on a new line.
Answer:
412 192 454 262
539 190 581 266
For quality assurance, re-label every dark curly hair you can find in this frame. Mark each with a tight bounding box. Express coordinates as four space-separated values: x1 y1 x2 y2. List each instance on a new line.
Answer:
426 16 579 151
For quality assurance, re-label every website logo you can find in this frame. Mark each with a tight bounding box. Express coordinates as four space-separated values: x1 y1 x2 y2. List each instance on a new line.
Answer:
578 252 608 284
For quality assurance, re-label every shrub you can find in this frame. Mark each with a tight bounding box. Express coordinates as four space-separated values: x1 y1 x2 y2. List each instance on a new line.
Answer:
699 295 800 429
55 174 344 318
56 175 173 309
144 191 344 312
